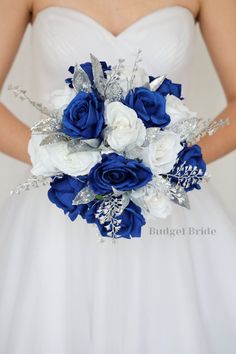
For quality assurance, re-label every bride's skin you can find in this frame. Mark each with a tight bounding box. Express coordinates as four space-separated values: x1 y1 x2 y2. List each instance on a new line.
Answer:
0 0 236 164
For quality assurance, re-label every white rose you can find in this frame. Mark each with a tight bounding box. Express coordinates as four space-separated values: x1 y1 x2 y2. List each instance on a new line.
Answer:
28 135 101 177
141 131 182 174
144 193 172 219
131 186 172 219
166 94 197 124
106 67 149 97
46 143 101 176
47 85 76 112
104 102 146 152
28 135 60 176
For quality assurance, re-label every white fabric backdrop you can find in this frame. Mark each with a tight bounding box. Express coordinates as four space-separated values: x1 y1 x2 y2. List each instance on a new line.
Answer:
0 25 235 219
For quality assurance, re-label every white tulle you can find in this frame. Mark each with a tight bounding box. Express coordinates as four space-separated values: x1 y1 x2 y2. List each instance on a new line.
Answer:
0 6 236 354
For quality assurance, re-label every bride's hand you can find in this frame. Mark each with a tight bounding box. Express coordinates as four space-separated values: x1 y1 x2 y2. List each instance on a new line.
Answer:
0 0 32 164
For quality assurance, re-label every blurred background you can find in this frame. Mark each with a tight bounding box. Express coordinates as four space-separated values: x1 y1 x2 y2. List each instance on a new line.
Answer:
0 24 235 220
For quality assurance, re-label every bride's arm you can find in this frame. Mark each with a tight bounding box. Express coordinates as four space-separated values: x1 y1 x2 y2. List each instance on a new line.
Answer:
0 0 32 164
198 0 236 163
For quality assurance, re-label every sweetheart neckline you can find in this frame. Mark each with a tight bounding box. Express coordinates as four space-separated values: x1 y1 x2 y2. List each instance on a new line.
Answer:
32 5 196 39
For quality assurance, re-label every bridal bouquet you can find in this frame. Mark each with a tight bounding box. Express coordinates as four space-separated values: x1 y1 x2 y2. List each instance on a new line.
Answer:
10 52 228 239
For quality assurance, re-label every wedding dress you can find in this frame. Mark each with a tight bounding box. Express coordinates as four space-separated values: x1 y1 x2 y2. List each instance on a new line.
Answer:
0 6 236 354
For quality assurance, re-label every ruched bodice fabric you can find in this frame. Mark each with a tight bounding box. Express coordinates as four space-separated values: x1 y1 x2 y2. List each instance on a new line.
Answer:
31 6 196 98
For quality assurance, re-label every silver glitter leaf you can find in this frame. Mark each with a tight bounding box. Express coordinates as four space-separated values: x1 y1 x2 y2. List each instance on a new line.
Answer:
90 54 106 96
187 117 230 144
104 59 125 101
31 117 62 134
67 139 87 153
72 65 92 93
72 186 96 205
105 81 123 102
143 127 162 146
169 183 190 209
166 117 199 141
39 134 70 146
67 138 101 154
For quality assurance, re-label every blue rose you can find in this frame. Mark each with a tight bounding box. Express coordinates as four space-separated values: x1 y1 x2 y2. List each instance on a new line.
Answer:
149 76 182 98
85 199 146 239
169 145 206 192
48 175 90 221
88 153 153 195
124 87 170 128
65 62 111 88
62 91 104 139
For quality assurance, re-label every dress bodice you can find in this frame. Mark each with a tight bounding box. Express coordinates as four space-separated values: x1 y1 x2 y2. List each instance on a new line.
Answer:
31 6 196 99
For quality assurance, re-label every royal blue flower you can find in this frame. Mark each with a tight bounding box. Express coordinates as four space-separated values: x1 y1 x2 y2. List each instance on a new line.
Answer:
65 61 111 88
149 76 182 98
62 91 105 139
88 153 153 195
85 199 146 238
48 175 89 221
124 87 170 128
169 145 206 191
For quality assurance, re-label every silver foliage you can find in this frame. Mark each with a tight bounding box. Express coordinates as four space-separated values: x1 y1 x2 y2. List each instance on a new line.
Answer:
90 54 106 97
104 58 125 101
168 183 190 209
72 64 92 93
187 117 230 144
8 85 61 119
72 186 96 205
95 193 130 238
165 161 207 190
31 116 62 134
39 134 70 146
128 49 143 91
154 176 190 210
10 175 51 195
166 117 199 141
105 81 123 102
143 127 162 146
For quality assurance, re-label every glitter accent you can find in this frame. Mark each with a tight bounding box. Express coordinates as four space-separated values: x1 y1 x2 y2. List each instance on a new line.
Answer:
72 64 92 93
10 175 51 195
95 193 130 238
72 186 96 205
90 54 106 97
8 85 61 119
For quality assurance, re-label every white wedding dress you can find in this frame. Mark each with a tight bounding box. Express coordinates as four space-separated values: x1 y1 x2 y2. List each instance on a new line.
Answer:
0 6 236 354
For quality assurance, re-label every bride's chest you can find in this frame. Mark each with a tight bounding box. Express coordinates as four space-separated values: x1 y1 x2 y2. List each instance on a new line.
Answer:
30 6 196 96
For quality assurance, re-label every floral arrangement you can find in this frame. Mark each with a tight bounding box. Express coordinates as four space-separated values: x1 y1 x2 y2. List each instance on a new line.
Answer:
9 52 228 240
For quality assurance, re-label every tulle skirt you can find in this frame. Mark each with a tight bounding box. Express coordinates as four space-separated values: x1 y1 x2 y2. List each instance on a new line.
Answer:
0 183 236 354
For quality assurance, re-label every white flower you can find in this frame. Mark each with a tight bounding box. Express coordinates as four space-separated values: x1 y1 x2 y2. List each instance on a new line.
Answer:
106 67 149 97
28 135 101 177
46 143 101 176
47 85 76 112
166 94 197 124
104 102 146 152
144 193 172 219
131 185 172 219
141 131 182 174
28 135 60 177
